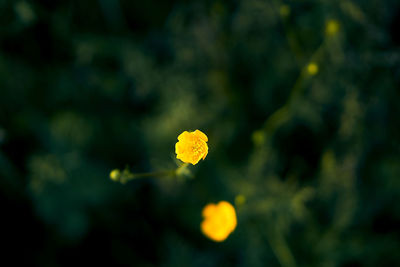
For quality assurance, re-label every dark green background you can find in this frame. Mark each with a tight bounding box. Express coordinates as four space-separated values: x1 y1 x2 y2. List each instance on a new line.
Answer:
1 0 400 266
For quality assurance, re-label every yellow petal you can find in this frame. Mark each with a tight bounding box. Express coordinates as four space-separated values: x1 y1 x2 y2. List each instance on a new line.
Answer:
177 131 190 141
202 144 208 160
201 220 228 242
175 141 186 154
202 203 216 217
194 129 208 142
218 201 237 231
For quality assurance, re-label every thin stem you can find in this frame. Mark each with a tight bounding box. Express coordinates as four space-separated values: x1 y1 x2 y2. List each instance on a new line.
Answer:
251 220 297 267
267 230 297 267
260 40 327 141
120 163 190 184
272 0 303 65
121 170 174 183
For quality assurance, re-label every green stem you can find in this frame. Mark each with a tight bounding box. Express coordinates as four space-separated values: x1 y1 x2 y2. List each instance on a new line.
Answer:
120 163 190 184
268 232 297 267
263 226 296 267
272 0 303 65
259 40 327 142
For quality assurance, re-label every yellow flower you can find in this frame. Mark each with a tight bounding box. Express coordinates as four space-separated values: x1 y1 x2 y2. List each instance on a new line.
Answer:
252 130 265 146
307 62 319 75
235 194 246 206
109 169 121 181
326 19 340 36
175 130 208 165
201 201 237 242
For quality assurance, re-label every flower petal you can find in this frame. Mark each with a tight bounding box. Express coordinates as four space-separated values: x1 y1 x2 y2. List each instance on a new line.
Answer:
202 142 208 160
194 130 208 142
177 131 190 141
202 203 216 217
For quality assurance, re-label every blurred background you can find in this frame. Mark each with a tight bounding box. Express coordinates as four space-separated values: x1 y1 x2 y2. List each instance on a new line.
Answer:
1 0 400 266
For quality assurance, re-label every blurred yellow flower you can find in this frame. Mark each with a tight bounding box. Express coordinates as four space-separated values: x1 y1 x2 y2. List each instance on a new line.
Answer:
175 130 208 165
307 62 319 75
109 169 120 181
326 19 340 36
235 194 246 206
279 5 290 17
252 130 265 146
201 201 237 242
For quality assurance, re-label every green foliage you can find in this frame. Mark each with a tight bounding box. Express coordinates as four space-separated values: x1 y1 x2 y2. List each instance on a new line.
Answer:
1 0 399 266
